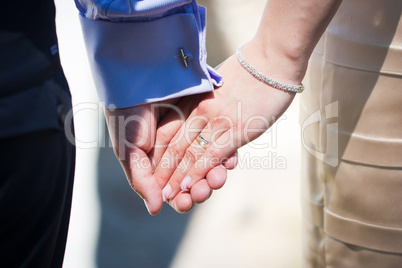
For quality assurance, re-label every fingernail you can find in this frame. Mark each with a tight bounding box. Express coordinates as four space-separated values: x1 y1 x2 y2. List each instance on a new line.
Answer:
143 199 151 214
162 184 172 202
180 176 192 191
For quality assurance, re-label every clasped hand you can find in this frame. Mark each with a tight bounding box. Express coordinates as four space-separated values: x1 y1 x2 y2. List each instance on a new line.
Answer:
105 50 295 215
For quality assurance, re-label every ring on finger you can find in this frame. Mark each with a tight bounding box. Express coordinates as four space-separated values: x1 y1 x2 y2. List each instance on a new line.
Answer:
196 135 211 149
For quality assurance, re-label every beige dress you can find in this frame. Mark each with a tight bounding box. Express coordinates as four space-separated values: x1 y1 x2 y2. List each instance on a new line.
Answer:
300 0 402 266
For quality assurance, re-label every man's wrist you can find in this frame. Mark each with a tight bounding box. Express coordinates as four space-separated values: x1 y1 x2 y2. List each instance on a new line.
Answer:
78 1 222 109
80 8 221 109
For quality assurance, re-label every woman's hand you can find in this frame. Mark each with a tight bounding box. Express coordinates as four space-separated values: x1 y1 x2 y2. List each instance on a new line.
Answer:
154 41 297 202
105 98 238 215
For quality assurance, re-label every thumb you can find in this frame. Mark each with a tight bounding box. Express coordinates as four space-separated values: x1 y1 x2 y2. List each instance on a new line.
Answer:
120 146 163 215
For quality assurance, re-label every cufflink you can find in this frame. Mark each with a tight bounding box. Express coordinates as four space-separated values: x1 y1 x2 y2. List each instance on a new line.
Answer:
179 48 189 68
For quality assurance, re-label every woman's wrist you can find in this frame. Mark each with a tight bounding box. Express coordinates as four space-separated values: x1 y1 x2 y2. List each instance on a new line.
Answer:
242 37 309 87
247 0 342 87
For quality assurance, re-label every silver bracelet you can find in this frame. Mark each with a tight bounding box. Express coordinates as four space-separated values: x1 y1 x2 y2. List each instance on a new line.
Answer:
236 44 304 93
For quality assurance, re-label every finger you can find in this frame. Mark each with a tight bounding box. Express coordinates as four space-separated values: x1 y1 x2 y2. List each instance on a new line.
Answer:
190 179 213 204
105 106 163 215
120 146 163 215
158 133 236 202
164 163 226 206
186 131 238 189
153 110 209 188
205 164 227 190
163 117 229 199
222 151 238 170
162 126 220 198
165 130 238 199
167 178 213 212
150 97 199 171
149 110 187 171
167 192 194 214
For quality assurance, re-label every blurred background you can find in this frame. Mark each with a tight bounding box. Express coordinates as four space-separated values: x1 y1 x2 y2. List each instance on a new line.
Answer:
56 0 302 267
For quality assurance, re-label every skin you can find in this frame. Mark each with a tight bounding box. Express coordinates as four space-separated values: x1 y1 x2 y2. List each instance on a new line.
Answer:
156 0 343 205
104 0 342 214
104 97 238 215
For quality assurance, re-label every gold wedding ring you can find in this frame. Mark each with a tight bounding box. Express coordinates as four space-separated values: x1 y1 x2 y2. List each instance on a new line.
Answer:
196 135 211 149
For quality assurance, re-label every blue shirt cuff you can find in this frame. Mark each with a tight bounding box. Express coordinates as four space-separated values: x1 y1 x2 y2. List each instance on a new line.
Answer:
79 5 222 108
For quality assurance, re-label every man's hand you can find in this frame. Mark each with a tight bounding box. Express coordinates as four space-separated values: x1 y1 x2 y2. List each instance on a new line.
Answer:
105 97 237 215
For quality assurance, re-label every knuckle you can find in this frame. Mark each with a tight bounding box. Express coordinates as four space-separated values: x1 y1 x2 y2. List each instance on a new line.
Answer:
171 173 183 187
154 172 168 187
193 165 206 178
195 99 211 116
207 147 220 162
156 124 171 144
211 117 230 129
167 143 183 158
184 146 199 163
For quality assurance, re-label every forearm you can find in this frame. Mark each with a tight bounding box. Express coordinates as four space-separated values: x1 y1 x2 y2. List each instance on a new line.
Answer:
245 0 342 84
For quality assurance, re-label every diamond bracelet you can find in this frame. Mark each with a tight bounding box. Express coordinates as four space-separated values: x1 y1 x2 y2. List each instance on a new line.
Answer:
236 44 304 93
